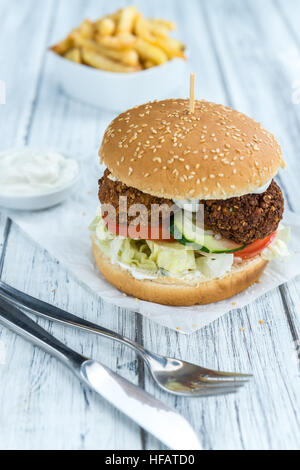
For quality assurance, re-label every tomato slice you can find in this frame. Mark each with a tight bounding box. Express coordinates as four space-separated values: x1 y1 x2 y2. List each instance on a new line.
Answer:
235 232 276 260
103 217 174 241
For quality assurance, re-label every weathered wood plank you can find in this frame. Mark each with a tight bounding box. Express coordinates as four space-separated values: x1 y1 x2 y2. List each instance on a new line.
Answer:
0 0 56 148
275 0 300 47
0 216 9 264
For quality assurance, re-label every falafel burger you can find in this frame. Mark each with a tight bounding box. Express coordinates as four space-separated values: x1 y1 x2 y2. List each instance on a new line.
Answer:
89 99 290 306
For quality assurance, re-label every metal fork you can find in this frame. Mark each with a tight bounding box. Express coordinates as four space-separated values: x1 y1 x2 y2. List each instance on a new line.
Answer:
0 281 251 397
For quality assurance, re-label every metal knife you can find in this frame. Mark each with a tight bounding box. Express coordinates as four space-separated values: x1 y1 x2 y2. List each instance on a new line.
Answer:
0 297 202 450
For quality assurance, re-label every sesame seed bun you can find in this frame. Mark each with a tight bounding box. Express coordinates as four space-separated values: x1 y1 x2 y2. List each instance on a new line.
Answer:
99 99 283 200
92 240 268 306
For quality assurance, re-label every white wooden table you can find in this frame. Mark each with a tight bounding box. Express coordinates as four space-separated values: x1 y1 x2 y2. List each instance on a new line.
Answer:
0 0 300 450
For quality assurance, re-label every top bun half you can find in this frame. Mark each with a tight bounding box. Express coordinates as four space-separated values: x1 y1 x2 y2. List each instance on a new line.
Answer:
99 99 283 200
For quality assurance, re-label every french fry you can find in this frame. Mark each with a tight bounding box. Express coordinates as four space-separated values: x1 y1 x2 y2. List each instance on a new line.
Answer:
94 33 137 49
79 19 94 38
152 36 186 59
94 45 139 66
64 48 81 63
71 32 139 66
147 21 169 38
135 38 168 65
82 48 141 73
51 34 74 55
96 17 116 36
116 5 138 34
144 60 155 69
149 19 177 31
134 13 153 42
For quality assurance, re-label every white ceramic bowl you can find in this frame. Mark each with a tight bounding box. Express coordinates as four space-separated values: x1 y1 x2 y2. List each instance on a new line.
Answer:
0 176 80 211
0 148 80 211
48 50 188 112
0 176 79 211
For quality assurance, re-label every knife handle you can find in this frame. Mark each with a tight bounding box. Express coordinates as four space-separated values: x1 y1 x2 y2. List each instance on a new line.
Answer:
0 297 86 371
0 281 149 360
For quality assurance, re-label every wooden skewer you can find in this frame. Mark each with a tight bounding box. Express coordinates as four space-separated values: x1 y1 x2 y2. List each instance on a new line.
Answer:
189 72 196 113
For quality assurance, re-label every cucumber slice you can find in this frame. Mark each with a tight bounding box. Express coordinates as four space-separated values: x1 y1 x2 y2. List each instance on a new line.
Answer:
201 234 245 254
169 212 245 254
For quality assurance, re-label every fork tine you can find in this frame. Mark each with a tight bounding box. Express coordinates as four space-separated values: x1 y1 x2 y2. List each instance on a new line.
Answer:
194 377 249 386
187 381 246 390
198 368 252 379
186 387 240 398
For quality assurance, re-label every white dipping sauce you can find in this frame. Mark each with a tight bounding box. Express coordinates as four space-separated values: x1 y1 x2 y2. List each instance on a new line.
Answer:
0 148 79 196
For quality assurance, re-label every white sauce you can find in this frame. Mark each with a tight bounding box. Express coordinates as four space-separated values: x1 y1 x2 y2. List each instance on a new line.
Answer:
0 148 79 196
173 198 200 213
118 262 159 280
251 180 272 194
107 174 118 182
173 180 272 212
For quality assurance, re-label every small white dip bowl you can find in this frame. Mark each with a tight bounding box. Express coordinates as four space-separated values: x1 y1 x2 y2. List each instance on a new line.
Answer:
0 148 80 211
0 178 80 211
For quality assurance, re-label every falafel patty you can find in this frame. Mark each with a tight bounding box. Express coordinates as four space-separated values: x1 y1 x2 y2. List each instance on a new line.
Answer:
203 180 284 244
98 171 284 245
99 169 174 226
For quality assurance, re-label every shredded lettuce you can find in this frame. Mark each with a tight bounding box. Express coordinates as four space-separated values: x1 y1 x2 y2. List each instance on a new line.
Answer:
146 240 196 274
262 225 291 261
89 214 234 278
196 253 234 279
118 239 157 271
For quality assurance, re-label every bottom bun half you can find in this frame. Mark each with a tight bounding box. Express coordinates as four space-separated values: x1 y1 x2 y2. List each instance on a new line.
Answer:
92 240 268 306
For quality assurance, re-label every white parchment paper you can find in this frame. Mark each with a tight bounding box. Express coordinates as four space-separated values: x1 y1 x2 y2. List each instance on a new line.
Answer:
4 155 300 334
